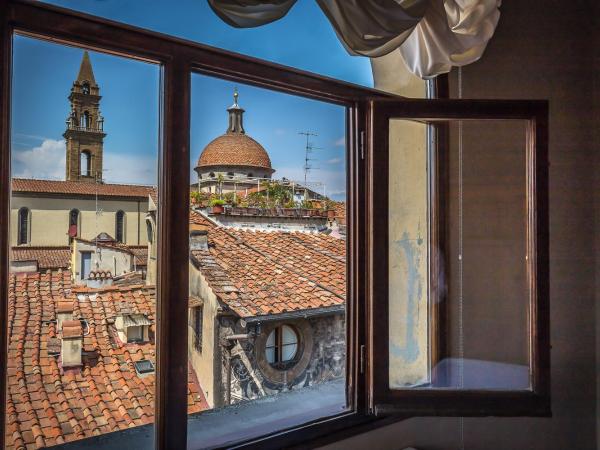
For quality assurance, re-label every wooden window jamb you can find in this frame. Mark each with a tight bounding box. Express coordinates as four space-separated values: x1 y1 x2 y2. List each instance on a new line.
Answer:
368 99 550 417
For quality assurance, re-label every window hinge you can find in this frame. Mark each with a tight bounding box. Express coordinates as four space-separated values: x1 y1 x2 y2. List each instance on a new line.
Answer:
360 344 365 374
360 131 365 160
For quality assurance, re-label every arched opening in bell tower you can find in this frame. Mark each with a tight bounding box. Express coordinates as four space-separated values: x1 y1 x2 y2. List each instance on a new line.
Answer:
80 150 91 177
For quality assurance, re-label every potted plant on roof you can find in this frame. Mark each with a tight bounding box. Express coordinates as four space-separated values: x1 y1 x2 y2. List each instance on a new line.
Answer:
210 198 225 214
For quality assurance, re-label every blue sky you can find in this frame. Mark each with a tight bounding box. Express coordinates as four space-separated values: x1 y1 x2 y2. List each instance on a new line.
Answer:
12 1 372 200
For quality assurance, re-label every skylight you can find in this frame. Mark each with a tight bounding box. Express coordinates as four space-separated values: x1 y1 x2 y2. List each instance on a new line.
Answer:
134 359 155 376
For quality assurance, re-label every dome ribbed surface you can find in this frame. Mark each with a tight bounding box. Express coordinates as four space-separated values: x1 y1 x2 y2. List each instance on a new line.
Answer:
197 133 272 170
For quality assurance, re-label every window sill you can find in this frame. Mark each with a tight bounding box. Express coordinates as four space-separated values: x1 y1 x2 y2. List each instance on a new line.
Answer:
53 379 361 450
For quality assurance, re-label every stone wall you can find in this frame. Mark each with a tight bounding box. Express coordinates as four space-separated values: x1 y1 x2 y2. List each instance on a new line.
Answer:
216 314 345 406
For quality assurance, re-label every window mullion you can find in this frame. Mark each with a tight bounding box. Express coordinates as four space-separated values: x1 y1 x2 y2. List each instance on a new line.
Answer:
155 56 191 450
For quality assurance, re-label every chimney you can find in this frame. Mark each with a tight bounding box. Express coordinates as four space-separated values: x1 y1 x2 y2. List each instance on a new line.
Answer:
56 300 74 331
61 320 83 367
190 224 209 251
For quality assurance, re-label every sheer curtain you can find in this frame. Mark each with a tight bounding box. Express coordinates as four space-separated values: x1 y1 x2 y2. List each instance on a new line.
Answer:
208 0 501 80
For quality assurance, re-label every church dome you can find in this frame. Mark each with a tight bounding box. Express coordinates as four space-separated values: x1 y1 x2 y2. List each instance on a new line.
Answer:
197 133 273 171
195 89 274 174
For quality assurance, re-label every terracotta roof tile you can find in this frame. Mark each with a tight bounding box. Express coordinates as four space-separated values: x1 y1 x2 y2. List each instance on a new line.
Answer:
12 178 155 199
62 321 82 339
5 271 208 449
189 211 345 318
11 247 71 270
197 133 273 171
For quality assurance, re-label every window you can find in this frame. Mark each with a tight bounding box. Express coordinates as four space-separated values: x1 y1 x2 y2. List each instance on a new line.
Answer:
1 3 550 450
265 324 298 367
17 207 29 245
115 210 125 242
227 171 234 178
82 81 90 94
134 359 155 375
69 208 80 238
127 325 143 342
7 28 161 450
80 251 92 280
80 150 91 176
193 306 202 352
209 172 215 178
146 218 154 244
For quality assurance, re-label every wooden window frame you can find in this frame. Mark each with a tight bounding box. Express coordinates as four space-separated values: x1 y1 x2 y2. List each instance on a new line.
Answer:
368 99 550 417
0 1 549 449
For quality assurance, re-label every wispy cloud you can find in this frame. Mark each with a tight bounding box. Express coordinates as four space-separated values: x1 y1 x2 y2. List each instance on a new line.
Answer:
274 128 286 136
326 157 343 164
334 137 345 147
11 138 157 185
12 139 66 179
103 152 158 185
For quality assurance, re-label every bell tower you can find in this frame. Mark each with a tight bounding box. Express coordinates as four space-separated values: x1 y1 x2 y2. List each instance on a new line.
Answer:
63 51 106 182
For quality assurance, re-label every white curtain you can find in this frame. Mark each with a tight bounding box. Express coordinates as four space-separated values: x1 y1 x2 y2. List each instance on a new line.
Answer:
208 0 501 80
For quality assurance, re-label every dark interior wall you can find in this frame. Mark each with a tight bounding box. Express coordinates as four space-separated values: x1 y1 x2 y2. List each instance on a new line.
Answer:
594 2 600 449
320 1 598 449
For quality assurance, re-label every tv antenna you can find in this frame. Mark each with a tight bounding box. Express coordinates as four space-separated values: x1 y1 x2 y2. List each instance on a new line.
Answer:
298 131 321 185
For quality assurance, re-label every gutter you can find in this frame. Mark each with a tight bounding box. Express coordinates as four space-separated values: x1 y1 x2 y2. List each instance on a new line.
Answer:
242 304 344 323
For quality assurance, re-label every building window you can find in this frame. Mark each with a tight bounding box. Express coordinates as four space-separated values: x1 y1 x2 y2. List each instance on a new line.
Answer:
80 150 91 176
227 171 234 179
80 251 92 280
82 82 90 94
265 324 299 367
247 173 253 178
127 326 143 342
69 209 80 239
193 305 203 352
17 207 30 245
209 172 215 178
115 210 125 243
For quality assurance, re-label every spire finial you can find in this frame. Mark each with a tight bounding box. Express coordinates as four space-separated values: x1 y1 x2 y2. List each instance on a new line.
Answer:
233 87 239 105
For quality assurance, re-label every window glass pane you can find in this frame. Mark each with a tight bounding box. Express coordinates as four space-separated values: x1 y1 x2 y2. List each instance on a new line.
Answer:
41 0 373 87
7 35 160 448
281 325 297 345
281 343 298 362
388 118 530 391
265 347 276 365
186 73 347 448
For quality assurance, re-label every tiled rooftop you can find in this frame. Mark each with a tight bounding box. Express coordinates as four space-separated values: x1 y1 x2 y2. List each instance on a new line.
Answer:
197 133 273 170
12 178 155 199
189 211 345 318
10 247 71 270
6 271 208 449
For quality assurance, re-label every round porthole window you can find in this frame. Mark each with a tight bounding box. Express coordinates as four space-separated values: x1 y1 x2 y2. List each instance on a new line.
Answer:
265 324 298 367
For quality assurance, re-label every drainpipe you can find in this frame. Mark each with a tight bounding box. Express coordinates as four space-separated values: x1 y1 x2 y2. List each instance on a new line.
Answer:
137 200 141 245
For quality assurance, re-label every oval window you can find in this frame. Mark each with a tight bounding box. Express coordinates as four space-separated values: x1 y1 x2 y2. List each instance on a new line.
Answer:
265 324 298 366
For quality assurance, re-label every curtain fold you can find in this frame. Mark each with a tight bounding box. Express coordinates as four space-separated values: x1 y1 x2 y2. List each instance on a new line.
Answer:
208 0 501 79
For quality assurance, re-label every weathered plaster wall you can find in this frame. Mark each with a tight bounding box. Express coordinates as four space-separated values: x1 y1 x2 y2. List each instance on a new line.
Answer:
71 239 133 282
217 314 345 407
188 261 221 408
321 1 597 448
10 195 148 246
388 119 429 387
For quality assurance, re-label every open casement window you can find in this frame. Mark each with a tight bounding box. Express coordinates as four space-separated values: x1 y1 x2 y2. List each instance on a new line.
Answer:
368 99 550 417
0 2 551 449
